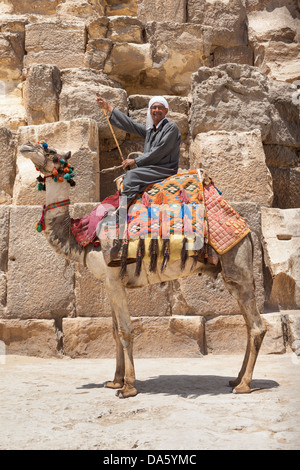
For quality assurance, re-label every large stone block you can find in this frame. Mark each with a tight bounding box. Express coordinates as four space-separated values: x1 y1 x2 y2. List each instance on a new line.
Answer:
205 313 285 354
24 20 86 69
3 0 59 15
0 206 9 315
63 315 205 358
104 42 152 95
23 64 62 125
190 129 273 206
190 64 272 139
187 0 247 47
137 0 187 23
59 68 127 150
0 81 26 131
282 310 300 355
262 208 300 310
6 205 76 319
269 167 300 209
0 319 59 357
0 32 25 80
248 6 300 82
107 16 144 44
15 118 99 205
264 81 300 148
106 0 137 16
0 127 16 204
144 22 213 96
56 0 106 18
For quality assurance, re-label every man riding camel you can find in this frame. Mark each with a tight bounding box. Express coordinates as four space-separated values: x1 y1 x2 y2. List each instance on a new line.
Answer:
96 95 181 208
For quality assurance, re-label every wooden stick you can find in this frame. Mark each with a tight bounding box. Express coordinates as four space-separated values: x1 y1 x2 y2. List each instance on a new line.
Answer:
102 108 124 162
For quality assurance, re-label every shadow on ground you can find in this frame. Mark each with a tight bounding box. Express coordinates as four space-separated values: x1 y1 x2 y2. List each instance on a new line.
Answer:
77 374 279 397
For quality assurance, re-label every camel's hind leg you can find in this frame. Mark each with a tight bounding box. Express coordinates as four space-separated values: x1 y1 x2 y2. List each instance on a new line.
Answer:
220 235 266 393
104 277 138 398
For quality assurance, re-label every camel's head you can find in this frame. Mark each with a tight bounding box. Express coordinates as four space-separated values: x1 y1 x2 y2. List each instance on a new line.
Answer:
20 141 71 176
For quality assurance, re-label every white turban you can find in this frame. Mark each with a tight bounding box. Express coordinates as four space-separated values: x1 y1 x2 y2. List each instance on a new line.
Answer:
146 96 169 129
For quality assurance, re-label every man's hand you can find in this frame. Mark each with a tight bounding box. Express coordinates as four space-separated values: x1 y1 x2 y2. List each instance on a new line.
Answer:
122 158 136 170
96 94 113 114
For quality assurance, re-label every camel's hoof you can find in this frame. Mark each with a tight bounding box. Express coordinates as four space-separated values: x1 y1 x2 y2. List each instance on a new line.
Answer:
115 385 138 399
229 378 240 388
105 380 124 390
232 383 251 394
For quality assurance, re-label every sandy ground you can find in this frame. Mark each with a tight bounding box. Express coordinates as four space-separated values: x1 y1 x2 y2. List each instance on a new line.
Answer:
0 353 299 451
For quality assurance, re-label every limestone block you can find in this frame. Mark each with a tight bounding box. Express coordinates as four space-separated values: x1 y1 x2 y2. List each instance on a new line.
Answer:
24 20 86 70
145 22 213 96
205 313 285 354
263 144 300 168
0 32 24 80
137 0 187 23
0 319 59 357
264 81 300 148
23 64 62 125
63 315 205 358
0 206 9 314
282 310 300 354
63 317 115 357
248 6 300 82
190 129 273 206
213 46 253 67
15 118 99 205
56 0 106 18
0 81 26 131
4 0 59 15
187 0 247 47
86 16 109 39
0 127 16 204
6 206 76 319
269 167 300 209
106 0 137 16
107 16 144 44
262 208 300 310
59 68 127 150
190 64 272 139
84 38 113 70
104 42 152 95
0 206 9 272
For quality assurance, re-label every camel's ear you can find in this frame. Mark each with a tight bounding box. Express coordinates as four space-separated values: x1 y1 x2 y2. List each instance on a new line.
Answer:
65 151 71 160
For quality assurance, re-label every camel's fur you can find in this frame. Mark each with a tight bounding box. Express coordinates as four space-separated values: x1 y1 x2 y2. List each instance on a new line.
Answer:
20 142 266 398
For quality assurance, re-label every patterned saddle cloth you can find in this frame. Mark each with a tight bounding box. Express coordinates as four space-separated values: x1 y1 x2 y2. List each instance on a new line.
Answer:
71 170 250 276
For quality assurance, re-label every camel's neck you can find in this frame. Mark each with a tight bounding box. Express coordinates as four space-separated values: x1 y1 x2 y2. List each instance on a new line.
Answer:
44 178 84 264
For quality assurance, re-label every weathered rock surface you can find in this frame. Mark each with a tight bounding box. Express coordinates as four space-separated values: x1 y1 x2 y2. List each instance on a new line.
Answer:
15 118 99 204
262 207 300 310
190 129 273 206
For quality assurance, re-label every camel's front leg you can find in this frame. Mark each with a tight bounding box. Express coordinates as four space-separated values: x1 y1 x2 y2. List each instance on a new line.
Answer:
105 278 138 398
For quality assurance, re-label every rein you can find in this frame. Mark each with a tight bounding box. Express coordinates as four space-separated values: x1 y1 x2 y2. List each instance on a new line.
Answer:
36 199 71 232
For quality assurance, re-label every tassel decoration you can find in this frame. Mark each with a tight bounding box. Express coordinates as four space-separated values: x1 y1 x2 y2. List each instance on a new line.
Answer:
119 239 129 279
135 238 145 277
149 238 158 272
161 238 170 272
180 237 188 270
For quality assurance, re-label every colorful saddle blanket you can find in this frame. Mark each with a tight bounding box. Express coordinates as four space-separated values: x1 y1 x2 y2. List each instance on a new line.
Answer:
71 170 250 273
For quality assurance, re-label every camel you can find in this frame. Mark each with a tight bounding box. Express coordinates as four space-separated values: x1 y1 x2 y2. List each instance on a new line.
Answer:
20 141 266 398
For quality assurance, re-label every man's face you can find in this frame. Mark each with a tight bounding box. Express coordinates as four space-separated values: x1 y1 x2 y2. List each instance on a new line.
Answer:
150 102 168 127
